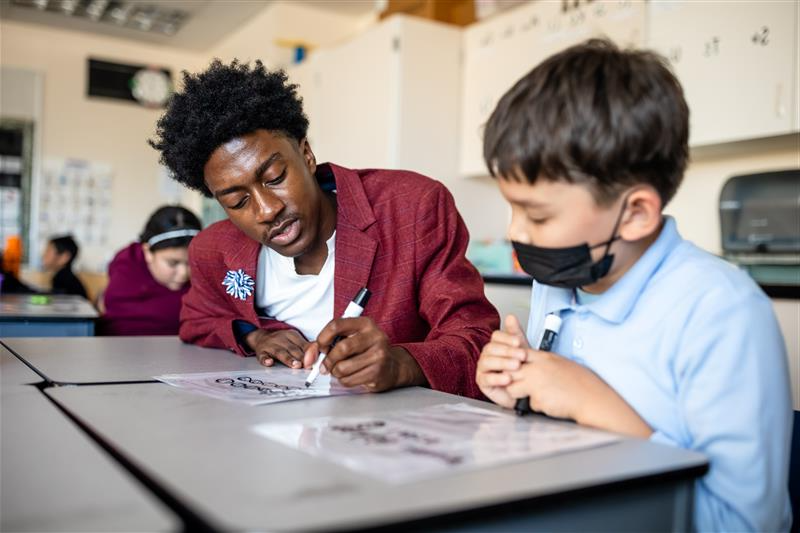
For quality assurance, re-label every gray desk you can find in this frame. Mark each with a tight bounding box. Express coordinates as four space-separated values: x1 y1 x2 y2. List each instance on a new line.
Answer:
1 341 45 391
0 294 98 337
2 336 262 384
47 383 708 532
1 361 178 531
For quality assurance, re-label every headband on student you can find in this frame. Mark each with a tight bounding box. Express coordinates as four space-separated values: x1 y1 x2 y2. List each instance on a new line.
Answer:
146 228 200 247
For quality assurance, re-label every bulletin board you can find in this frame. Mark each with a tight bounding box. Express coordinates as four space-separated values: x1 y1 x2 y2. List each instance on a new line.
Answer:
37 158 113 256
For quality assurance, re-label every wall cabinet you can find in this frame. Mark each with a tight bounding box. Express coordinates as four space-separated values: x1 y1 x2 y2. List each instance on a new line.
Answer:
460 0 798 174
647 0 798 147
459 0 645 177
287 15 462 182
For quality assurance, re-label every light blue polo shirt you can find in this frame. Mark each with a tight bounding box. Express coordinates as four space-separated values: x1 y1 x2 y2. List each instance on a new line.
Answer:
526 216 792 532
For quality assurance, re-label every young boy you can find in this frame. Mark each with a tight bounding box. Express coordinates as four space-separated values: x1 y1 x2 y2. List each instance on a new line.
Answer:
476 39 791 532
42 235 87 298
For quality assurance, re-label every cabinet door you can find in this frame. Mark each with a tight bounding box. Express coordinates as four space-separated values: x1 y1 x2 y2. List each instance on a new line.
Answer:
286 56 322 152
460 1 559 177
394 17 462 180
459 1 646 177
460 17 519 178
648 0 798 146
589 0 645 48
460 19 502 177
310 21 398 169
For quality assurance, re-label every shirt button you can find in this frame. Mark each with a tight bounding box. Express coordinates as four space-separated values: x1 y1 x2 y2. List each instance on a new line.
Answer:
573 337 584 350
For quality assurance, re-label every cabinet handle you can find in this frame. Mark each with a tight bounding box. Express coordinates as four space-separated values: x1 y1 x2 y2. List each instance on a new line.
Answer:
775 83 786 118
479 96 492 115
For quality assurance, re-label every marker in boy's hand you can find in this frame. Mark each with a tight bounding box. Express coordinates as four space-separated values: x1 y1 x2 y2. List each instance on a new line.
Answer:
514 313 561 416
505 340 599 423
475 314 530 409
475 313 606 423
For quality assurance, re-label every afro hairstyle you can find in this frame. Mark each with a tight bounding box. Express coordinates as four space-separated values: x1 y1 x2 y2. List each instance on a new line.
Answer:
149 59 309 197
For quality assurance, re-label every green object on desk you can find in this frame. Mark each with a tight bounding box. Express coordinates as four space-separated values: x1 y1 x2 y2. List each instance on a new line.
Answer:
30 295 51 305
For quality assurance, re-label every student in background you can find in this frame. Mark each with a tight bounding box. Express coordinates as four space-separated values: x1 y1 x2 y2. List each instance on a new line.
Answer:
0 255 34 294
0 236 86 296
148 60 498 397
0 236 35 294
0 266 35 294
97 205 201 336
42 235 87 298
475 40 791 532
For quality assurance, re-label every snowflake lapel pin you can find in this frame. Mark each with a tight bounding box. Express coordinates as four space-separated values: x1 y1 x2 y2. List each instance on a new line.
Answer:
222 269 254 301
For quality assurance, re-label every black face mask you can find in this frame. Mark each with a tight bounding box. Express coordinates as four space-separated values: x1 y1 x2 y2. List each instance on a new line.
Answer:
512 196 628 289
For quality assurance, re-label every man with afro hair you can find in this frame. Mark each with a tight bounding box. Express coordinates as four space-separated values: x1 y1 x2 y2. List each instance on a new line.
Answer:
150 59 499 397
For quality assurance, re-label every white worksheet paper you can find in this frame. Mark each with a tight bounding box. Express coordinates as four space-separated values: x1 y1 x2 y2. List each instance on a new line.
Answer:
154 368 365 406
252 403 621 483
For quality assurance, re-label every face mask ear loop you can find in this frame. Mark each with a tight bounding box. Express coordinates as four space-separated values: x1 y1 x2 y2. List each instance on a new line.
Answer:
597 191 631 258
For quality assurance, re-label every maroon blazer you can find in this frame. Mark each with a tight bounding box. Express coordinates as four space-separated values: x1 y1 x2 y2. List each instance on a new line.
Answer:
181 163 499 398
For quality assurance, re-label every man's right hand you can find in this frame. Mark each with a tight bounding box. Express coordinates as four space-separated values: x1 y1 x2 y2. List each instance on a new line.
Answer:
245 329 309 369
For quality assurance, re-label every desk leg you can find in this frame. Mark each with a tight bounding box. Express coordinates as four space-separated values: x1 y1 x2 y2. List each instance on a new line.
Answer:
671 479 694 533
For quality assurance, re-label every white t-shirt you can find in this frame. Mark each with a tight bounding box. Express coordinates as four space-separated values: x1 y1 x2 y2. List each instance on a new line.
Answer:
255 231 335 342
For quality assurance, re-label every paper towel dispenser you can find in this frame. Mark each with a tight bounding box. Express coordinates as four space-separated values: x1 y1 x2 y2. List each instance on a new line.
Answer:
719 169 800 254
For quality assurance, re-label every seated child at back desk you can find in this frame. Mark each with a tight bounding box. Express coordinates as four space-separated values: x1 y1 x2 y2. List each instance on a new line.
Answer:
42 235 88 298
97 205 201 335
475 39 792 532
0 235 88 298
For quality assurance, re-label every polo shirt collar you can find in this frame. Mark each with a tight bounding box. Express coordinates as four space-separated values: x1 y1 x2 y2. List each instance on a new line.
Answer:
542 216 682 323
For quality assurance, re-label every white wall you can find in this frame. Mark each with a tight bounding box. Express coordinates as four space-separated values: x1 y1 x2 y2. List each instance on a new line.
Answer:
448 176 510 241
209 2 377 68
0 67 42 123
0 20 205 271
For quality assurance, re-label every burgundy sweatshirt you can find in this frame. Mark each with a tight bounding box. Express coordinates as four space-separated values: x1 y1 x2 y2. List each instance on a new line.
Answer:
98 242 189 336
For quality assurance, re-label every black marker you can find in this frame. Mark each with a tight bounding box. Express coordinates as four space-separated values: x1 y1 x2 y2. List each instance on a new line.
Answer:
305 287 371 387
514 313 562 416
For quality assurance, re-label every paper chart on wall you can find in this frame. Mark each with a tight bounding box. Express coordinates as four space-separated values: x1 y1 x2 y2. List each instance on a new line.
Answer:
252 402 621 484
39 158 113 252
155 368 366 406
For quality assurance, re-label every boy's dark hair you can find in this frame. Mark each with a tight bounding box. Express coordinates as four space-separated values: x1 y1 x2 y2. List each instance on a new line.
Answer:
484 39 689 206
140 205 202 252
149 59 309 198
49 235 79 265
